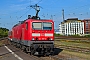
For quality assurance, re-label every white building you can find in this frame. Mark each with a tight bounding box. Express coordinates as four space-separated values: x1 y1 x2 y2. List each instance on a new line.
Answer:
59 18 84 36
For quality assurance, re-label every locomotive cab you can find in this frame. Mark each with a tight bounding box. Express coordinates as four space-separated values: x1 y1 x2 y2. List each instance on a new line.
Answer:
28 20 54 55
31 21 54 41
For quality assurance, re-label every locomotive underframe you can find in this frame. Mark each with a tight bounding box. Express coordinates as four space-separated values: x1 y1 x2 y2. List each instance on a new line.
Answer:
11 38 54 55
31 42 54 55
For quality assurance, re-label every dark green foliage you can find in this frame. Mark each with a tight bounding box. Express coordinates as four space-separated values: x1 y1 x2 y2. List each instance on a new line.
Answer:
54 33 62 36
0 27 9 38
84 34 90 38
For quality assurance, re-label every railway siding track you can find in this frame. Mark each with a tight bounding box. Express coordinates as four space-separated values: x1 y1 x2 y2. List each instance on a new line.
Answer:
54 36 90 54
55 43 90 54
50 55 70 60
55 36 90 40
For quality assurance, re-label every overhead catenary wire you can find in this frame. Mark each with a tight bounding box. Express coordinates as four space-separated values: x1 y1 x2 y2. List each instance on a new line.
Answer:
19 8 31 19
0 0 44 29
63 3 90 17
18 0 43 19
37 0 42 4
40 0 88 19
48 2 90 17
30 0 31 5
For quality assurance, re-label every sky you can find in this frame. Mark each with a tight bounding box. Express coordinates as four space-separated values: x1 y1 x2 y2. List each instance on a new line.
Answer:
0 0 90 30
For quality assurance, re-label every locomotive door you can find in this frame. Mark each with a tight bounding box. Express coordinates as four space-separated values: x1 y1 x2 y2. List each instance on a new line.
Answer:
22 28 24 40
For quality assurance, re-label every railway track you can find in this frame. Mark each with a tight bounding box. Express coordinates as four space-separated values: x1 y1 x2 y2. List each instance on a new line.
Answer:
10 45 76 60
0 39 51 60
13 45 69 60
55 36 90 40
55 43 90 54
54 36 90 54
1 38 89 60
50 55 72 60
8 42 46 60
11 44 70 60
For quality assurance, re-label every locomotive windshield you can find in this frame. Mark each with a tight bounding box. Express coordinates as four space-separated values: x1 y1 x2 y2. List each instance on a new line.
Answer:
43 22 52 30
32 22 52 30
32 22 42 30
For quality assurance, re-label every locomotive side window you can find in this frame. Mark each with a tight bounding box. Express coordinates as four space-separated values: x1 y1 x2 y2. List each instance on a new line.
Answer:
32 22 42 30
26 22 28 30
43 22 52 30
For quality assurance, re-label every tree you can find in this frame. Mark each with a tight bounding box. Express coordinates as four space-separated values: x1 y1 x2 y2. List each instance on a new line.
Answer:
0 27 9 38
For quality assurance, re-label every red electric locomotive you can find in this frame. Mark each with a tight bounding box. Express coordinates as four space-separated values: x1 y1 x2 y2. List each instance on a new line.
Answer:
10 4 54 55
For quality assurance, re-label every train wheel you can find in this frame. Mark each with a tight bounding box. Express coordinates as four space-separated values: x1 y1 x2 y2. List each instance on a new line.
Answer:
22 45 26 52
20 44 22 49
29 47 32 55
18 43 20 48
16 43 18 48
24 46 29 54
31 50 33 55
30 47 35 55
10 41 13 45
30 52 32 55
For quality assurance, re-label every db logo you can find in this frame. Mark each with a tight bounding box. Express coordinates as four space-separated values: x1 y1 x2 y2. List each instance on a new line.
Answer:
41 33 45 36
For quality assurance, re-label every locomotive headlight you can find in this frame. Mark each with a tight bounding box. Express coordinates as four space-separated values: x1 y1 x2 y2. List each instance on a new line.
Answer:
50 38 53 40
11 39 12 41
32 38 34 40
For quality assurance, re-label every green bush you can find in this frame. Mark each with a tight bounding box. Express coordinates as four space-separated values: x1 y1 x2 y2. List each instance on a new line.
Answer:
54 33 62 36
0 27 9 38
84 35 90 38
